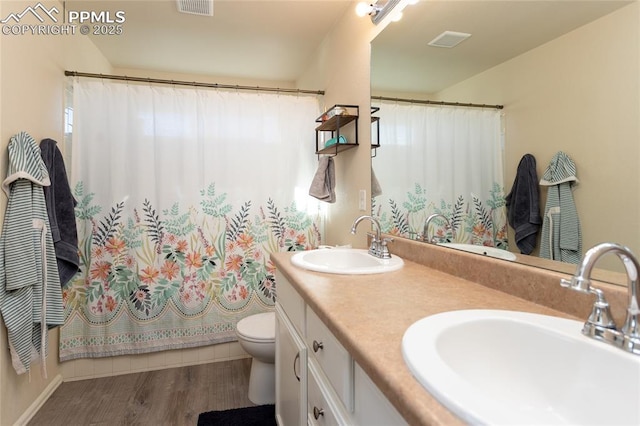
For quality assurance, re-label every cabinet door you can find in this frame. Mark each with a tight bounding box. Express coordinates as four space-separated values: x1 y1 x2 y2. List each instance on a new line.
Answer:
353 363 407 425
276 304 307 426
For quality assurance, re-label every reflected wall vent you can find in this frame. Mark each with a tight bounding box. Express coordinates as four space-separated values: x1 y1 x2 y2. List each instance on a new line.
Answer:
428 31 471 48
176 0 213 17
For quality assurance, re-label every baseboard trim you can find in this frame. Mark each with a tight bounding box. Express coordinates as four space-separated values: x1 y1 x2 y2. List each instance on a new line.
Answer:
14 374 63 426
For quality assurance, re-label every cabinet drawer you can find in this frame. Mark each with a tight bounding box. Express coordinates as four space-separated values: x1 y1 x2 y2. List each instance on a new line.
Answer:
308 359 350 426
306 306 353 411
276 270 305 336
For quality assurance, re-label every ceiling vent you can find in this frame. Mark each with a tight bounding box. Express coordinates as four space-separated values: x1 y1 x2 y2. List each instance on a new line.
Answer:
428 31 471 48
176 0 213 17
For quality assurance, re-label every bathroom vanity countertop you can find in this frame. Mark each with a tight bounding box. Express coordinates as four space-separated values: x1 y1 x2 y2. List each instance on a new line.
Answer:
271 247 589 426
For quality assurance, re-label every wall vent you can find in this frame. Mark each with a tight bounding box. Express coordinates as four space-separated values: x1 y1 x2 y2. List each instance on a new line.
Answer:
176 0 213 17
428 31 471 48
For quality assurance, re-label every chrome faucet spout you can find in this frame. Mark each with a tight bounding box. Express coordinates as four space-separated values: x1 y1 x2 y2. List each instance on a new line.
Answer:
350 215 392 259
423 213 452 244
351 214 381 242
560 242 640 355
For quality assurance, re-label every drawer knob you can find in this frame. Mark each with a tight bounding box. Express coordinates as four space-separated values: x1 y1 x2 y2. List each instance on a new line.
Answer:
313 406 325 420
313 340 324 352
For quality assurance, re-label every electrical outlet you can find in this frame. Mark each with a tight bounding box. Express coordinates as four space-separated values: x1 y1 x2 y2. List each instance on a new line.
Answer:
359 189 366 211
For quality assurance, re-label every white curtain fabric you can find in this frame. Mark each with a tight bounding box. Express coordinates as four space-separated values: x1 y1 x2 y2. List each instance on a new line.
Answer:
71 80 320 213
61 78 323 360
372 100 507 246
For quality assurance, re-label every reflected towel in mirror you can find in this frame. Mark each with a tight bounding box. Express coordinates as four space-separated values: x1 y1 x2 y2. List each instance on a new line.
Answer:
371 167 382 197
505 153 542 254
539 151 581 263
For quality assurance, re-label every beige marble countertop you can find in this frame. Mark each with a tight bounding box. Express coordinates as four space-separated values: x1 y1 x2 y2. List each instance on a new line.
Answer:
270 240 604 426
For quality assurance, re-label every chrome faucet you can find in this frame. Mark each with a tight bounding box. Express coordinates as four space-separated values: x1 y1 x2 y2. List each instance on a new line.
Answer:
423 213 453 244
350 215 393 259
560 242 640 355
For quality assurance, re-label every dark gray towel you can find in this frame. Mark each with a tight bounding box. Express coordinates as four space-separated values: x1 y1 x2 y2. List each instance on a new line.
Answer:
40 139 80 286
505 154 542 254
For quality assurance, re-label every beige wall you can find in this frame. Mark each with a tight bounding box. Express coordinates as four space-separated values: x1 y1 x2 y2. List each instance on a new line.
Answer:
112 67 299 89
298 3 374 248
435 3 640 272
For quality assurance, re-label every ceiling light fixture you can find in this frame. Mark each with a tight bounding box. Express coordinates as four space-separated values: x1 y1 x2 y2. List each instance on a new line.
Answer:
356 0 402 24
355 2 382 18
390 11 403 22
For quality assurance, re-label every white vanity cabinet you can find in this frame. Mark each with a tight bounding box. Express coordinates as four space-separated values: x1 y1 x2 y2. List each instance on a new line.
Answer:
275 269 307 426
275 271 407 426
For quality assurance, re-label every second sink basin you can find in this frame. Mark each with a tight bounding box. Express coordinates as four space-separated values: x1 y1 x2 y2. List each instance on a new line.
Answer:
291 248 403 274
402 309 640 425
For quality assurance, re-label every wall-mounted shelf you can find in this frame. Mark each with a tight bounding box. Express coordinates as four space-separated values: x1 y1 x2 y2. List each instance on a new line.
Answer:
371 106 380 155
315 104 359 157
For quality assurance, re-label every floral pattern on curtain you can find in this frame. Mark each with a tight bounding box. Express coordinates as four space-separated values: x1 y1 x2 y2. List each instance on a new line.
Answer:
60 79 321 360
372 183 507 247
371 101 508 248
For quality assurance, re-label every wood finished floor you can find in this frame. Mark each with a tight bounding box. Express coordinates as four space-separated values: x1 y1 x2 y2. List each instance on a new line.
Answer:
28 358 255 426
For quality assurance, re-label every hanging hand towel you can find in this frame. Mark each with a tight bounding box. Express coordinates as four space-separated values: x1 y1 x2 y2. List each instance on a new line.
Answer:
505 154 542 254
539 151 582 264
309 156 336 203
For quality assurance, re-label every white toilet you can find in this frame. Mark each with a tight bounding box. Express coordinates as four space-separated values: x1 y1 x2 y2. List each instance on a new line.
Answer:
235 311 276 405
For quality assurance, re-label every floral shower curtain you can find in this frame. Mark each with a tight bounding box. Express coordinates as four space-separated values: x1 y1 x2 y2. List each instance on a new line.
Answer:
60 79 322 360
372 100 507 247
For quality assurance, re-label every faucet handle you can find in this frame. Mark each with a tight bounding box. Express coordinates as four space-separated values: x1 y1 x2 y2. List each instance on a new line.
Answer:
585 288 617 330
561 278 617 331
378 237 393 259
560 276 591 293
366 232 380 257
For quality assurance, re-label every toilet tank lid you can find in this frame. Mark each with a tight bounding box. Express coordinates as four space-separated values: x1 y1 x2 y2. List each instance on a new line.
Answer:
236 311 275 340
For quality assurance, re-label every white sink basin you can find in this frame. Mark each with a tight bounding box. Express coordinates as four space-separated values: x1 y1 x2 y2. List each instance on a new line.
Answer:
402 309 640 425
438 243 517 261
291 248 403 274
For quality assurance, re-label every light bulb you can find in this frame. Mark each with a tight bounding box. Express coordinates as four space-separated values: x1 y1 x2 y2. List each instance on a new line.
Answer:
391 11 403 22
355 2 373 17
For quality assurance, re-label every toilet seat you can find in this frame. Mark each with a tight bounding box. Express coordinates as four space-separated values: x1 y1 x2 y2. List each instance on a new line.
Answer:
236 312 275 343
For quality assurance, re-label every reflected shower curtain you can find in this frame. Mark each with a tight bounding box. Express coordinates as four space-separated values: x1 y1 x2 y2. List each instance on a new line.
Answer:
372 101 507 247
60 79 322 360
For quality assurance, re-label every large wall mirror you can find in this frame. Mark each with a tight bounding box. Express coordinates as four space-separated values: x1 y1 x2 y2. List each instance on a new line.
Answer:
371 0 639 286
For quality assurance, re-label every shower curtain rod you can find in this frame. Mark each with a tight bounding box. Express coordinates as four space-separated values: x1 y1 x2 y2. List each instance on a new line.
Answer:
371 95 503 110
64 71 325 96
